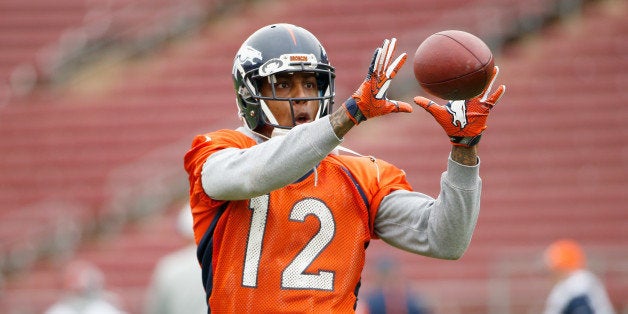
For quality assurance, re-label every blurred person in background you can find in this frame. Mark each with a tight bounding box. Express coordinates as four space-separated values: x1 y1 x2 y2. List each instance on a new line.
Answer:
45 260 126 314
359 256 431 314
543 239 615 314
143 204 207 314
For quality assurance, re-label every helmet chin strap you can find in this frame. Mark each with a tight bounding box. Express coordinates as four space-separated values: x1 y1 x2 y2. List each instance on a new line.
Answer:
271 128 289 138
259 99 288 138
260 99 280 126
242 123 287 141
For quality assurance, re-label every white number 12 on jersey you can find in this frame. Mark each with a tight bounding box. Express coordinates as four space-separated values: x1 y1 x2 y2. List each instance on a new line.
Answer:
242 194 336 290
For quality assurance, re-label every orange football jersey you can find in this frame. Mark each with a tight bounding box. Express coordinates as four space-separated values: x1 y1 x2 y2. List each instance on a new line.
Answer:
184 129 412 313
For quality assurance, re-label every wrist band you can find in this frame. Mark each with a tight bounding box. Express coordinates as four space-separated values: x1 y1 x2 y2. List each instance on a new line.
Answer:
450 134 482 147
343 98 366 125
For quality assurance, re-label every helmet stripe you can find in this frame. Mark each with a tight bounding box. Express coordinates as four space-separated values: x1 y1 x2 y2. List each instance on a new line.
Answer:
284 25 298 46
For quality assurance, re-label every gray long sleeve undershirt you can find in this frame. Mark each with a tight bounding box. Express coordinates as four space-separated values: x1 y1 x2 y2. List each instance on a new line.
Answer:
201 116 481 259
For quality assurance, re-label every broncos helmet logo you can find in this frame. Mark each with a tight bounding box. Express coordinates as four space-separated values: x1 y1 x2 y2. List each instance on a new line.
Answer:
447 100 468 129
237 46 262 66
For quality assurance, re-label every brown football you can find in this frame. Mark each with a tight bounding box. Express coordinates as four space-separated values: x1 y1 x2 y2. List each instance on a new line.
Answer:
413 30 494 100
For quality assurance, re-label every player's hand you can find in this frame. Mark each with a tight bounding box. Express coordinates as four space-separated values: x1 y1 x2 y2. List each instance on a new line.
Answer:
413 66 506 147
343 38 413 125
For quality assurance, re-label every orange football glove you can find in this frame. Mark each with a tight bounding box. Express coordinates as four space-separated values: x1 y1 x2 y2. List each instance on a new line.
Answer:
414 66 506 147
343 38 413 125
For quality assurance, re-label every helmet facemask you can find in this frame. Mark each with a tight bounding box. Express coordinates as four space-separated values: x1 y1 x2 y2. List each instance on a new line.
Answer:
239 56 335 134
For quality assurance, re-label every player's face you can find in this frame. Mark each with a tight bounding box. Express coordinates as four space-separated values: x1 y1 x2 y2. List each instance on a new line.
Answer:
260 72 320 128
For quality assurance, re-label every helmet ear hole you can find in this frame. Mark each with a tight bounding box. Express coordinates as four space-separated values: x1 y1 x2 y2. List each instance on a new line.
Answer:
232 23 336 132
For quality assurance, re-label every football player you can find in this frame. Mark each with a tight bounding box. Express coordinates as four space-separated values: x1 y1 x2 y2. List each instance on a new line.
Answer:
184 23 505 312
